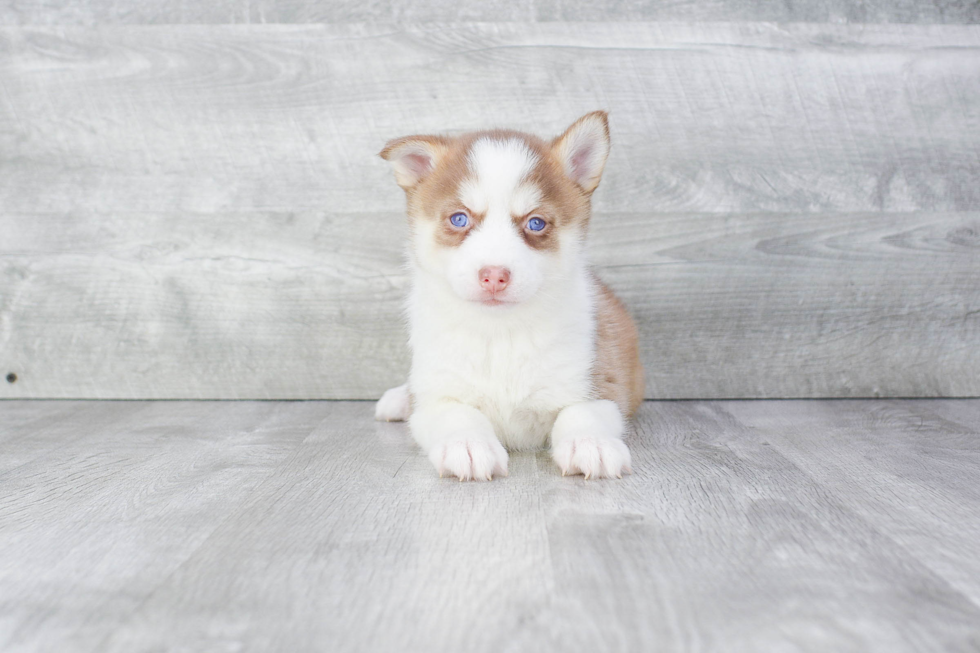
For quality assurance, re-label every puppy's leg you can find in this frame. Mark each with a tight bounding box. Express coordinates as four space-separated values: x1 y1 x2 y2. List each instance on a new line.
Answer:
550 400 632 479
375 383 412 422
410 401 508 481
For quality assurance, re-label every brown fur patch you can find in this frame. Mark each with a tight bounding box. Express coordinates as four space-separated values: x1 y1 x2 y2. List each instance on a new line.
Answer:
511 213 556 251
591 275 645 417
387 128 594 250
405 136 471 226
434 210 482 247
528 152 591 230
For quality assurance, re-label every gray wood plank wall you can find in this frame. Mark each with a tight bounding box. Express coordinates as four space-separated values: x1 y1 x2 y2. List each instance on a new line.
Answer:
3 1 980 24
1 17 978 399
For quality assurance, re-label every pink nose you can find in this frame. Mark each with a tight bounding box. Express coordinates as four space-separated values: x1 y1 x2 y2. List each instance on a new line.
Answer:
479 266 511 293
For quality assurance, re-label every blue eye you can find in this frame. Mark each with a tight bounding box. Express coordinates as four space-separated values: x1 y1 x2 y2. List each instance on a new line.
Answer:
527 217 546 232
449 212 469 228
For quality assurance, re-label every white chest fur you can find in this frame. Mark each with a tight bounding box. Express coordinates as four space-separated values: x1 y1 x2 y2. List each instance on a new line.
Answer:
407 270 597 450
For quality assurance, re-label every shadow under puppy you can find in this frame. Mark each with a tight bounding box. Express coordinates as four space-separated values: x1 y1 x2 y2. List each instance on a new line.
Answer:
375 112 644 480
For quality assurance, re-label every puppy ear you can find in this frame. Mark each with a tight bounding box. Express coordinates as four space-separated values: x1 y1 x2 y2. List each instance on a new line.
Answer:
379 135 450 190
551 111 611 194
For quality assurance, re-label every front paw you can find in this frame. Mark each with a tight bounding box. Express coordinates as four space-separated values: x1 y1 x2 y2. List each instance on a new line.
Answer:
551 436 632 479
428 438 509 481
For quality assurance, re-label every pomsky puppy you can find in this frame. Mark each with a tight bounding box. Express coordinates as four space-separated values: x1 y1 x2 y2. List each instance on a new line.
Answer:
374 112 644 481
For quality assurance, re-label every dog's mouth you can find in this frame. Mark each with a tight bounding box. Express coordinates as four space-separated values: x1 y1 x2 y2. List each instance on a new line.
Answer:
478 294 515 307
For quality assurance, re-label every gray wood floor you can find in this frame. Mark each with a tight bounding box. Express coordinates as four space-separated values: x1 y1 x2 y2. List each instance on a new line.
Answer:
1 399 979 652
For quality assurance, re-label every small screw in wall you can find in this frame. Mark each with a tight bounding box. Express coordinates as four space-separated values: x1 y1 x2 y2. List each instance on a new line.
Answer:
6 373 17 383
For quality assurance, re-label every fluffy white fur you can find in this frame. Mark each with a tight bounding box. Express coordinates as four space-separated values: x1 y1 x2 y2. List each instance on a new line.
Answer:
378 114 631 481
374 383 411 422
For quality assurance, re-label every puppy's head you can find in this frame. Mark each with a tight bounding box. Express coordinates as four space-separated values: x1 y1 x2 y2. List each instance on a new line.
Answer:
380 112 610 307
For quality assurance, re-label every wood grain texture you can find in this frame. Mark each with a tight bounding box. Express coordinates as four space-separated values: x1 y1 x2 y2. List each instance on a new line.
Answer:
1 24 979 216
0 400 330 653
2 0 979 25
596 211 980 399
2 210 977 399
720 399 980 606
1 210 412 399
1 399 979 652
2 22 979 399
